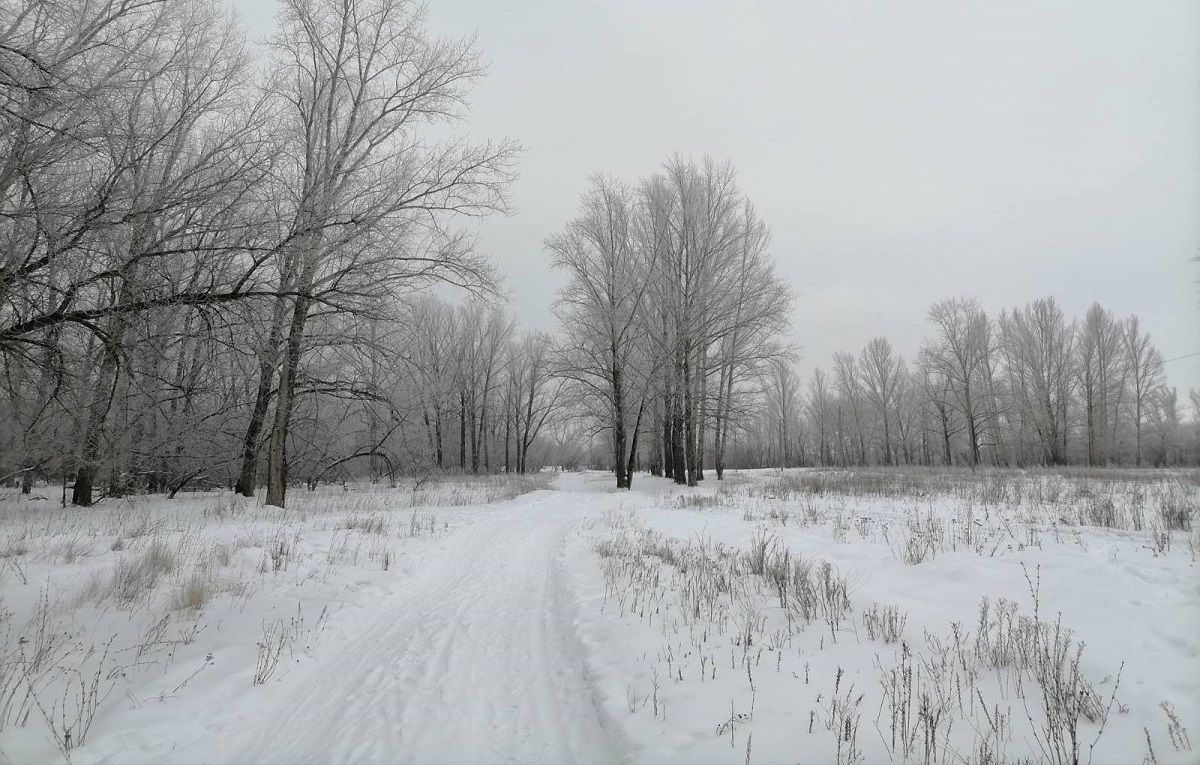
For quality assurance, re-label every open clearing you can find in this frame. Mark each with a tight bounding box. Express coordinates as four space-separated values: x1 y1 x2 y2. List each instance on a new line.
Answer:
0 469 1196 765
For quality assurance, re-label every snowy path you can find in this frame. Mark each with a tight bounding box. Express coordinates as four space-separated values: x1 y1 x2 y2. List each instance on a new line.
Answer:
224 485 623 765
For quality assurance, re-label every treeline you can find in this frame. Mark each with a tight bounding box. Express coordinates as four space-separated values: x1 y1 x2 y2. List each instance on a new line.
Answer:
0 0 521 506
739 298 1197 470
402 298 564 477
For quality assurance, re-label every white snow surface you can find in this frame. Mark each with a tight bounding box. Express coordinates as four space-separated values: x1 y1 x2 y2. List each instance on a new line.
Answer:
0 469 1197 765
226 487 620 765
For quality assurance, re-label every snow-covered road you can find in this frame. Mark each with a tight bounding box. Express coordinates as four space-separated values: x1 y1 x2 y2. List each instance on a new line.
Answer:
224 480 624 765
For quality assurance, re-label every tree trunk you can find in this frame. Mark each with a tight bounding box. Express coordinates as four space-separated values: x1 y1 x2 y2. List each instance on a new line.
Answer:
672 353 687 485
695 352 707 481
235 297 288 497
434 405 444 468
661 399 674 481
459 392 467 470
235 354 277 497
713 362 732 480
423 409 436 465
73 325 124 506
503 406 511 474
612 360 629 489
1135 413 1142 467
940 406 953 466
625 398 645 489
470 397 480 474
683 343 698 486
265 293 312 508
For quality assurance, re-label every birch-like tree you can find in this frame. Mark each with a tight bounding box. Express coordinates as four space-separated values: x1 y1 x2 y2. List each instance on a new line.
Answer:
832 352 868 465
997 298 1075 465
549 177 654 489
920 298 998 466
1075 303 1125 465
1122 315 1164 467
859 337 906 465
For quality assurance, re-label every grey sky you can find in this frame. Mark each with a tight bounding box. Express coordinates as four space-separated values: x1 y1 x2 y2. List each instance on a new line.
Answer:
232 0 1200 397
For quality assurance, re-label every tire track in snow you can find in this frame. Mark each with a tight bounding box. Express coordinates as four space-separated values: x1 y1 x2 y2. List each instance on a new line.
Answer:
225 491 622 765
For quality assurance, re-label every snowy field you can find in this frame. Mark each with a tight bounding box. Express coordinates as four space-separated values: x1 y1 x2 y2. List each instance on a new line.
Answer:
0 468 1196 765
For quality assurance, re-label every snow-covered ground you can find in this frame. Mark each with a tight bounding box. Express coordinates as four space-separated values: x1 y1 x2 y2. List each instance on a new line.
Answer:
0 469 1196 764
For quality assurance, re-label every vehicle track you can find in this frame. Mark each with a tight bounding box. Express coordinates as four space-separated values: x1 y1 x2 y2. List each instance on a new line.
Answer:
228 490 621 765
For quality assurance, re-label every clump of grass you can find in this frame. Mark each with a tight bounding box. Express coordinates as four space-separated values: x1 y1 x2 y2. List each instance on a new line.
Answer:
1161 701 1191 752
1082 495 1118 528
368 536 392 571
408 510 438 538
259 529 299 574
673 493 727 510
825 666 864 765
1 532 28 559
483 473 555 502
863 603 907 644
886 514 944 565
339 513 388 535
107 539 177 606
51 537 92 564
172 571 213 611
253 619 290 685
121 514 164 541
252 604 330 685
1157 495 1194 532
408 472 555 506
203 494 245 521
207 542 234 568
746 528 774 575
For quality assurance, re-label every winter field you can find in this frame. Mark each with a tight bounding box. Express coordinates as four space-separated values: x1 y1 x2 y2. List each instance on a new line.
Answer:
0 468 1196 765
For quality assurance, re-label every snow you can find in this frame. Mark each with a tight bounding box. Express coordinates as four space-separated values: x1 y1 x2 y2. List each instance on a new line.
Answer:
227 489 619 765
0 469 1196 764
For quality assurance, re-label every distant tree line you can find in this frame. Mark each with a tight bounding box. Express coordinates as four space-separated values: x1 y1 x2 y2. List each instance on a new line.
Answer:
739 298 1198 470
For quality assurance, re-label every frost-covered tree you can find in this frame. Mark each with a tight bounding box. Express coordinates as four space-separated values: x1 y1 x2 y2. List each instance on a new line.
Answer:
1075 303 1126 465
548 177 653 489
251 0 517 506
859 337 906 466
920 298 998 466
998 298 1075 466
1122 315 1164 467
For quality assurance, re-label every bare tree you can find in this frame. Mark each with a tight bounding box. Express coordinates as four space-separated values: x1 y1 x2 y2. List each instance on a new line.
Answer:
921 298 998 466
506 331 563 474
998 298 1075 465
707 200 791 479
805 369 834 467
1122 315 1164 467
253 0 518 506
400 296 459 469
548 176 654 489
832 352 868 465
916 354 961 466
859 337 905 465
1075 303 1125 465
763 359 801 469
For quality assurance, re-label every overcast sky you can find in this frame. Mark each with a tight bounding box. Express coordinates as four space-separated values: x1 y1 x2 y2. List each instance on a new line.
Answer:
232 0 1199 396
